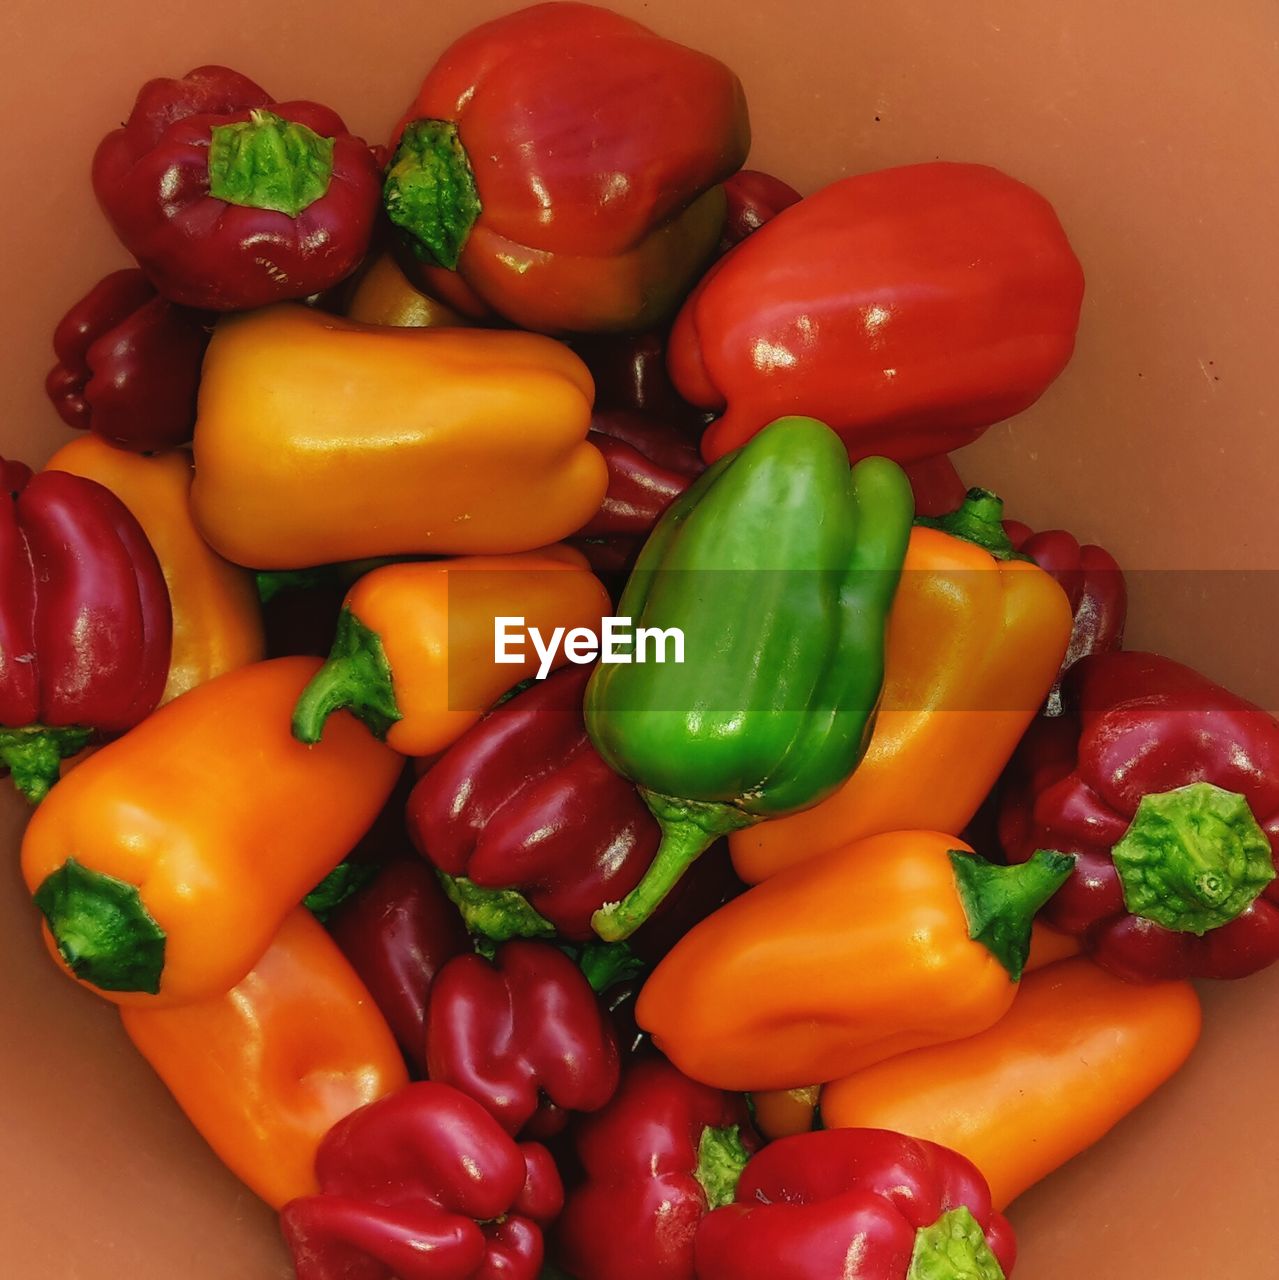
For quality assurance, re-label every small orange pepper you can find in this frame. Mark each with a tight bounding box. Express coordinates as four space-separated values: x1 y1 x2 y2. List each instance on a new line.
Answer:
344 252 469 328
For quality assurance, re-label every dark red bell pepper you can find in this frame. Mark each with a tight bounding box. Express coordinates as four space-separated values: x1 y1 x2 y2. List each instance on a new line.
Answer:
720 169 802 249
669 162 1084 464
425 940 620 1138
0 462 171 803
999 651 1279 981
280 1081 563 1280
46 268 211 450
93 65 381 310
572 330 705 426
383 3 750 333
552 1057 759 1280
694 1128 1017 1280
902 454 969 518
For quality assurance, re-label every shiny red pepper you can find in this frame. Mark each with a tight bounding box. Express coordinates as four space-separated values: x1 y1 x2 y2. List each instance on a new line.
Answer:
0 462 171 802
572 331 705 427
46 268 211 450
694 1128 1018 1280
93 65 381 309
280 1081 564 1280
425 939 620 1138
720 169 802 249
902 454 969 518
999 651 1279 981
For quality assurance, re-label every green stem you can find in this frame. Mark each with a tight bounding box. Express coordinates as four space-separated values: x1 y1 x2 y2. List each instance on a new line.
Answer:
256 566 337 604
303 859 379 922
574 941 645 994
908 1207 1006 1280
694 1124 751 1210
291 608 402 744
207 109 335 217
0 725 93 804
438 873 556 942
383 119 482 269
915 488 1029 561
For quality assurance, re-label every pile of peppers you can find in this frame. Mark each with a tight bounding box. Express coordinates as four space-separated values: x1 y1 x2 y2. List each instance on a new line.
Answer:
5 6 1268 1280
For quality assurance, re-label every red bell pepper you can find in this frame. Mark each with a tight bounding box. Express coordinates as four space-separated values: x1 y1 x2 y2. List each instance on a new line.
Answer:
669 162 1084 464
279 1081 563 1280
999 651 1279 981
552 1056 759 1280
572 330 706 426
45 268 211 450
425 939 620 1138
902 454 969 518
93 65 381 310
0 462 171 802
383 3 750 333
720 169 802 249
694 1128 1017 1280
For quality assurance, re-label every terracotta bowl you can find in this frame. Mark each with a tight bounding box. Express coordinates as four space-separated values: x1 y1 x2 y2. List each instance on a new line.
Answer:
2 1 1276 1275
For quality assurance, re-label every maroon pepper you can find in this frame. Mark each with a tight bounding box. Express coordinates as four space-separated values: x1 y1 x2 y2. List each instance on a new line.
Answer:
573 330 705 425
280 1081 563 1280
0 462 171 802
92 65 381 310
902 454 969 518
720 169 802 249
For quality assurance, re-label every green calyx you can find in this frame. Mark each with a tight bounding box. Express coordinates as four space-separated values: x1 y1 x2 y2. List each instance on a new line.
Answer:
695 1124 751 1210
0 725 93 804
574 941 645 994
383 119 481 270
208 109 335 217
291 608 402 744
916 488 1029 562
1111 782 1275 934
303 859 379 922
950 849 1075 981
438 873 556 943
32 859 166 995
908 1207 1006 1280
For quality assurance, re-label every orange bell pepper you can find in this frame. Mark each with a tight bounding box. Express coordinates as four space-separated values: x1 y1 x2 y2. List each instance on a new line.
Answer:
44 436 264 705
190 304 608 569
820 957 1202 1208
636 830 1074 1092
344 252 469 328
730 494 1072 884
122 907 408 1208
21 657 402 1006
291 548 610 757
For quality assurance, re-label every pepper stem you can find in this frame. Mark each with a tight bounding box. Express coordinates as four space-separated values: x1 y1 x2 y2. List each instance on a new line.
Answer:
291 608 402 744
908 1207 1006 1280
207 109 335 217
383 119 482 270
0 725 93 804
915 488 1028 561
950 849 1075 981
255 566 337 604
437 873 556 943
695 1124 751 1210
575 941 645 994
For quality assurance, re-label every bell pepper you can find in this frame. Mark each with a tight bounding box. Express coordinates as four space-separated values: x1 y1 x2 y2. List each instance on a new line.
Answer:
585 417 913 940
730 489 1072 883
638 830 1073 1091
190 304 608 569
902 454 968 518
343 251 469 328
92 65 381 309
720 169 802 248
999 650 1279 981
552 1057 760 1280
821 956 1201 1209
694 1128 1017 1280
383 3 750 334
45 268 211 450
45 436 264 706
572 330 704 425
669 162 1084 464
425 939 620 1138
0 461 171 803
280 1081 564 1280
121 907 407 1208
21 657 402 1004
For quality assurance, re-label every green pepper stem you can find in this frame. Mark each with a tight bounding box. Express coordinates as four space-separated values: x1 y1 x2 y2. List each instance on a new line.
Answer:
694 1124 751 1210
207 109 335 217
438 873 556 943
291 608 402 744
915 488 1028 561
0 725 94 804
575 941 645 994
256 566 337 605
383 119 482 270
907 1206 1006 1280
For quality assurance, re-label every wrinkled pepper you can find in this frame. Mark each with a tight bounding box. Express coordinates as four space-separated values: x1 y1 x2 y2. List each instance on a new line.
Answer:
731 489 1072 882
93 65 381 309
638 831 1073 1091
821 956 1201 1208
553 1057 760 1280
191 304 608 568
585 417 913 939
669 162 1084 464
122 907 407 1208
280 1081 564 1280
694 1128 1017 1280
21 657 401 1004
999 650 1279 981
384 3 750 333
720 169 802 249
0 460 171 802
344 251 469 328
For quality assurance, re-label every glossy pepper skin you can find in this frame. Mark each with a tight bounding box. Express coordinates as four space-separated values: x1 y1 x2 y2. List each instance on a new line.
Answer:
821 957 1201 1208
638 831 1074 1091
344 252 469 328
731 489 1072 882
720 169 802 249
0 461 171 803
554 1057 760 1280
46 268 211 449
191 304 608 568
426 939 620 1138
999 651 1279 981
585 417 914 940
695 1129 1017 1280
93 65 380 309
46 436 264 706
21 657 402 1004
670 163 1084 464
122 908 407 1208
280 1082 564 1280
